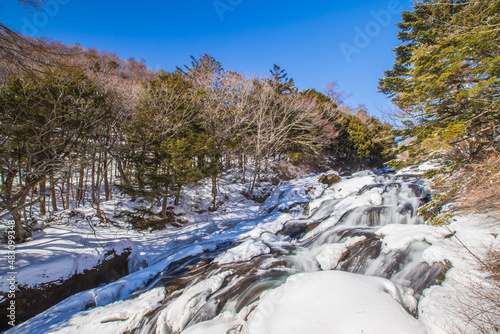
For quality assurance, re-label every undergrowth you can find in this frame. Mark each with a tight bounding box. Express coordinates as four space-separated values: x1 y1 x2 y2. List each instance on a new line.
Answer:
451 249 500 334
417 153 500 225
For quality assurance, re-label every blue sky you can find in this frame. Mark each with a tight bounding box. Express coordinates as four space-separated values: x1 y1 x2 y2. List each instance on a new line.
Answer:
1 0 413 120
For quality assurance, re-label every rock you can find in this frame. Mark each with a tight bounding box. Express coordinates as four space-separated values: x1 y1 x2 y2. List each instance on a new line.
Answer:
340 171 352 177
305 186 316 194
318 173 340 187
0 249 131 332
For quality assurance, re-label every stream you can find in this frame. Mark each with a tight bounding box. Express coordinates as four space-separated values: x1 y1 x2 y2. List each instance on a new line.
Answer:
128 172 445 333
7 171 451 334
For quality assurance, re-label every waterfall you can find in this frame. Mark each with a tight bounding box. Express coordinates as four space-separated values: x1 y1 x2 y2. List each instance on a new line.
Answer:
129 172 445 333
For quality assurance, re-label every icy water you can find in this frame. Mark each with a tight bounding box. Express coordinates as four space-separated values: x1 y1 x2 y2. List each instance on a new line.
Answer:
7 171 450 334
129 173 445 333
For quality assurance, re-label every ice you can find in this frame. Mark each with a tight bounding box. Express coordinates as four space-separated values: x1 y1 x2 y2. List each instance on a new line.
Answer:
215 239 270 264
191 271 426 334
181 311 245 334
48 287 166 334
377 224 449 255
315 236 366 271
156 271 233 333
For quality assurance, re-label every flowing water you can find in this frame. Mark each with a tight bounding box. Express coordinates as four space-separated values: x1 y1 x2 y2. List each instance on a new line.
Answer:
129 172 445 333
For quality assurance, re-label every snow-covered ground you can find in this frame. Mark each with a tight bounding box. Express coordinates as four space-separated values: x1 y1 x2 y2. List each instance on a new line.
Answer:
1 167 499 334
0 171 303 291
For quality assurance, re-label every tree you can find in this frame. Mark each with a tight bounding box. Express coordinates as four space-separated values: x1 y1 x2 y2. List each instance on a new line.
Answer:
379 0 500 160
243 80 322 193
323 81 350 106
269 64 296 96
128 70 200 218
182 55 253 210
0 68 107 241
1 1 73 77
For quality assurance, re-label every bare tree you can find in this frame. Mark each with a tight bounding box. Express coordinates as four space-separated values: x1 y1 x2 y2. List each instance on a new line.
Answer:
245 81 319 194
324 81 351 107
184 55 254 210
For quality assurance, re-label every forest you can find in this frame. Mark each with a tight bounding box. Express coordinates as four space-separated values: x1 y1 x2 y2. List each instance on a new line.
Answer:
0 33 394 243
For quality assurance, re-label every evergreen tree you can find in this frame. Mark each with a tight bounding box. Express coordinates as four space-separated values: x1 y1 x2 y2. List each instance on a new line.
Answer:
379 0 500 160
0 69 107 241
269 64 296 95
127 70 204 218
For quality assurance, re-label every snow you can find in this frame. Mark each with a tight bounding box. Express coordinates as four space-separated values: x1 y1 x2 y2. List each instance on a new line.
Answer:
187 271 425 334
301 175 382 239
0 170 318 292
377 224 449 255
45 287 166 334
215 239 270 264
396 160 442 175
0 223 133 291
416 215 500 333
1 170 327 332
181 310 247 334
156 271 233 333
315 236 366 270
2 163 499 334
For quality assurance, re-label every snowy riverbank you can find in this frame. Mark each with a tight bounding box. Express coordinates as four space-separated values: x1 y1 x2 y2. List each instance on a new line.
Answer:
2 169 499 333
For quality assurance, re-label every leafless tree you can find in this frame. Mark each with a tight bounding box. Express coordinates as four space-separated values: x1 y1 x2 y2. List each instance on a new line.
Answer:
245 81 319 194
185 55 255 210
324 81 351 107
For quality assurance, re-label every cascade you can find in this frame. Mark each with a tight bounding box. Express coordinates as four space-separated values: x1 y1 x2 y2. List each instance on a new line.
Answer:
131 173 445 333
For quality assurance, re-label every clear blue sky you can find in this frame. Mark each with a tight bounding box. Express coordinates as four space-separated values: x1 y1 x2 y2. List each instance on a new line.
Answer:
1 0 413 120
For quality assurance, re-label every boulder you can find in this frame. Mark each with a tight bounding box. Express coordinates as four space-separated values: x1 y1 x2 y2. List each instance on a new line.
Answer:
318 173 340 186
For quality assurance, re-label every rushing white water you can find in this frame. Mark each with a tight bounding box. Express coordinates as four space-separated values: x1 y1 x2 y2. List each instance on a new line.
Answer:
123 172 442 334
10 171 459 334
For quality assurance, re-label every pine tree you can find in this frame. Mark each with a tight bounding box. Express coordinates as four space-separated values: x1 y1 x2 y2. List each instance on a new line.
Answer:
269 64 296 96
379 0 500 160
126 70 201 218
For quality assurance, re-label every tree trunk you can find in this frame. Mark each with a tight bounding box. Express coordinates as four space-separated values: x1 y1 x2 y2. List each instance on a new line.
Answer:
66 168 71 210
12 210 30 243
242 153 246 184
50 174 58 212
161 196 168 219
116 159 136 201
211 175 217 211
83 167 90 204
10 191 31 243
60 177 66 211
104 153 111 201
39 179 46 216
225 153 231 170
249 172 257 196
95 150 102 205
77 164 85 206
174 187 181 206
249 156 261 195
91 151 96 205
